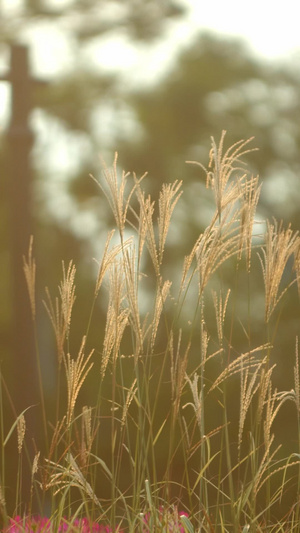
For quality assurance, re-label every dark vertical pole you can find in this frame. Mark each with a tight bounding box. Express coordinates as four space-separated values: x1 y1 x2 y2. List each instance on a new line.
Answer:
7 45 39 420
0 42 48 512
0 41 51 515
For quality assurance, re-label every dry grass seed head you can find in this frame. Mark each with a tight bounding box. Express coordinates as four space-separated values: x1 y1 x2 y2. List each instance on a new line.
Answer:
94 230 133 296
134 182 160 277
32 451 40 477
121 379 137 427
180 239 200 297
82 405 92 451
158 180 183 265
101 305 129 378
128 184 150 267
91 152 146 238
238 175 262 271
200 318 209 365
253 434 280 497
212 289 231 349
180 201 240 298
43 261 76 364
187 131 257 219
264 386 296 451
257 457 300 498
259 219 299 322
150 279 172 352
123 246 144 357
79 406 93 468
195 220 240 297
64 336 94 426
101 259 130 377
169 330 191 420
209 343 271 394
256 364 275 426
17 413 26 454
60 261 76 337
45 453 101 508
238 357 266 455
184 373 204 433
23 235 36 320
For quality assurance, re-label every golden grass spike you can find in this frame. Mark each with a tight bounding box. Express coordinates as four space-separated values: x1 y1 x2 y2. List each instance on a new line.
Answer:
17 413 26 454
264 385 294 451
91 153 146 238
253 435 279 497
212 289 231 349
187 131 257 219
122 246 144 357
43 261 76 364
238 175 262 271
170 330 191 420
258 219 300 322
209 344 271 394
91 153 130 234
82 405 92 451
59 261 76 340
150 280 172 352
256 364 275 427
94 233 132 297
32 451 40 477
179 235 202 298
158 180 183 265
121 379 137 427
64 336 94 426
238 358 266 455
185 373 203 432
101 259 129 377
23 235 36 320
195 221 240 296
45 453 102 508
134 183 159 277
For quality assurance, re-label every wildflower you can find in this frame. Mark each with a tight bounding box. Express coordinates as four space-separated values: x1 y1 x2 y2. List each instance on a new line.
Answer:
4 516 123 533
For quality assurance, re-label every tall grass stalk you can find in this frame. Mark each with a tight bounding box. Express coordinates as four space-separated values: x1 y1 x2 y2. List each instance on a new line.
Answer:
2 133 300 531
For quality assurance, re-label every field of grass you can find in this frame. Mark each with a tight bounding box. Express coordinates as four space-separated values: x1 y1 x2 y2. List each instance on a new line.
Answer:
1 132 300 531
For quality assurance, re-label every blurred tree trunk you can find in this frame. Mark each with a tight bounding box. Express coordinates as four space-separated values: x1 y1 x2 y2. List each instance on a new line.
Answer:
5 44 40 506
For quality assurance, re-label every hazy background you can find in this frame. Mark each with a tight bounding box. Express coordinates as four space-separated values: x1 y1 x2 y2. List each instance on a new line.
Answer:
1 0 300 515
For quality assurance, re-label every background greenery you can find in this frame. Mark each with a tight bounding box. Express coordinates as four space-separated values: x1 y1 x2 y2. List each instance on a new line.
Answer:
1 0 300 519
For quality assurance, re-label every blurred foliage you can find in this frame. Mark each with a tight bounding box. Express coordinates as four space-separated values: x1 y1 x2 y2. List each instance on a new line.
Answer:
0 0 185 43
116 33 300 217
1 3 300 393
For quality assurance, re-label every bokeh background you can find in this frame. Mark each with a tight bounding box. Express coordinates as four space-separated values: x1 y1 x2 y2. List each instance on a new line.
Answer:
1 0 300 516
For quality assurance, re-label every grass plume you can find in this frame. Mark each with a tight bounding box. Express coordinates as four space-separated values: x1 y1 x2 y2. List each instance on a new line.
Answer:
2 133 300 532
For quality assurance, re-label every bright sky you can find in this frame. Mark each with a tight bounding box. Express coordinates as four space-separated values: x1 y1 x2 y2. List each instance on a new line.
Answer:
186 0 300 61
1 0 300 123
0 0 299 78
66 0 300 91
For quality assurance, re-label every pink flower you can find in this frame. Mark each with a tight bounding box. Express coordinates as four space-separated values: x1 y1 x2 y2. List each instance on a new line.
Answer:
3 516 123 533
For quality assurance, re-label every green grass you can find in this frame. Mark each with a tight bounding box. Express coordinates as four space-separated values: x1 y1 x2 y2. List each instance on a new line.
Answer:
1 132 300 532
